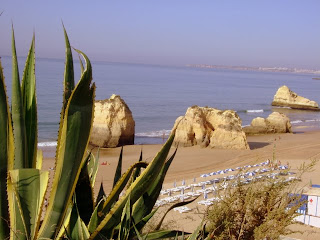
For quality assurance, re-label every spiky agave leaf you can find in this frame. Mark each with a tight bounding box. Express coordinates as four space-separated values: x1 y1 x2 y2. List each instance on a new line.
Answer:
36 148 43 170
38 49 95 239
133 223 146 240
132 149 177 231
9 26 31 240
62 24 75 114
132 149 143 182
79 54 85 74
21 33 37 168
53 24 75 175
8 169 49 240
127 149 144 190
113 146 123 188
131 208 158 236
66 198 90 240
96 182 106 207
75 154 94 225
11 26 27 169
89 132 175 239
87 149 100 189
0 57 13 240
88 198 105 236
87 161 148 233
118 195 131 240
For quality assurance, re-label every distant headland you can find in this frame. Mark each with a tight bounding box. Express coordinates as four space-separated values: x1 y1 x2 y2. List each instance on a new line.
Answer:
186 64 320 75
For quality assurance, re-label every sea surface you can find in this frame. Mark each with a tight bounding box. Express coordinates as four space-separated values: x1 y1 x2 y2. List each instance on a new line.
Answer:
2 56 320 150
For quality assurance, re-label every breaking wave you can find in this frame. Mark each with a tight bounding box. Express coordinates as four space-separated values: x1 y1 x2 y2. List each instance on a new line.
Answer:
135 130 171 138
38 141 57 147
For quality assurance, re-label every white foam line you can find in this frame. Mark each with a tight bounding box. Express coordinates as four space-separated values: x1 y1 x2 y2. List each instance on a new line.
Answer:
290 120 303 124
246 109 264 113
136 129 171 138
38 141 57 147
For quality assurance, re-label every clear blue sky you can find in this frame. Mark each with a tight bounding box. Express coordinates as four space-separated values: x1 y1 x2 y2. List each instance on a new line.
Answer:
1 1 320 68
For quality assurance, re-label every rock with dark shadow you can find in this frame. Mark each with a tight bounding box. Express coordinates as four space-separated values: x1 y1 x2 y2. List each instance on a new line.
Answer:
272 85 319 110
90 94 135 148
173 106 249 150
243 112 292 135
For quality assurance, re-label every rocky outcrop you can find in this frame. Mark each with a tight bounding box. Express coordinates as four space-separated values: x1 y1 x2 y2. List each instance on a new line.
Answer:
90 94 135 148
173 106 249 150
272 85 319 110
243 112 292 135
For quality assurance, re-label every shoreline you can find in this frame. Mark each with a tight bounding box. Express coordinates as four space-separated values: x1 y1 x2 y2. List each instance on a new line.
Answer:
42 125 320 239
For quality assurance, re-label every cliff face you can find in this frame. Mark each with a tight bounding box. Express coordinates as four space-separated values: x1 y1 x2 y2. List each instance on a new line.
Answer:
272 85 319 110
173 106 249 150
90 94 135 148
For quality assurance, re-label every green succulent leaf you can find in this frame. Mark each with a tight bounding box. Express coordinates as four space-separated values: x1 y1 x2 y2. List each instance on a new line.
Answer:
132 149 177 231
62 24 75 114
95 182 106 207
67 199 90 240
38 49 95 239
88 198 105 235
113 146 123 189
133 223 146 240
87 149 100 189
118 195 131 240
8 169 49 240
0 57 12 240
75 155 94 225
89 132 175 239
132 149 143 182
88 161 148 234
21 33 37 168
11 26 27 169
131 208 158 236
127 149 144 190
36 148 43 170
78 54 85 74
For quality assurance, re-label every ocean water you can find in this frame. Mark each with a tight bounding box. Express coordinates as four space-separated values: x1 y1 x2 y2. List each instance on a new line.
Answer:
2 56 320 148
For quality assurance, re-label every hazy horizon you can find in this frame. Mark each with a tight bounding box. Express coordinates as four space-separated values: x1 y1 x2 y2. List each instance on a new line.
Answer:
1 1 319 69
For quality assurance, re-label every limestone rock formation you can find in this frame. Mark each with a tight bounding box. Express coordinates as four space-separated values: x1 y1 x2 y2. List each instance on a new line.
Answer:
173 106 249 150
90 94 135 147
272 85 319 110
243 112 292 135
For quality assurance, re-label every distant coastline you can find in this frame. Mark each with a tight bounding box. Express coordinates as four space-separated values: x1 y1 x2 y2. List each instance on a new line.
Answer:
186 64 320 75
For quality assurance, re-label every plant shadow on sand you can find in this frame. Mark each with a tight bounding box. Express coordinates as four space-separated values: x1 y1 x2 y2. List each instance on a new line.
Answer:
248 142 270 149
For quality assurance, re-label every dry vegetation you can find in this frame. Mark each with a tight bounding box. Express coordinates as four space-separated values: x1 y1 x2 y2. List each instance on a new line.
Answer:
199 160 317 240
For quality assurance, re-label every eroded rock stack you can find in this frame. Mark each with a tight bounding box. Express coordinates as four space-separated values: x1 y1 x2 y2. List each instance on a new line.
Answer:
90 94 135 148
173 106 249 150
243 112 292 135
272 85 319 110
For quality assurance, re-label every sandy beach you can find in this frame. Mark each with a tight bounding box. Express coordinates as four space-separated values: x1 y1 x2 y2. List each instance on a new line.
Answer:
43 126 320 239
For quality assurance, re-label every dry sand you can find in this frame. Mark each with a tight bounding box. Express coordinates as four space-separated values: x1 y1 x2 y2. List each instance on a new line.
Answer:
43 126 320 239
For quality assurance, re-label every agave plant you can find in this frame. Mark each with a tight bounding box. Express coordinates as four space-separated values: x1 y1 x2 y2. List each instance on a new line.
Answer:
0 25 190 240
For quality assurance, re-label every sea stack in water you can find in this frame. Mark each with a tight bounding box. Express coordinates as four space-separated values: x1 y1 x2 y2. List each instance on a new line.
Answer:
272 85 319 110
90 94 135 148
173 106 249 150
243 112 292 135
